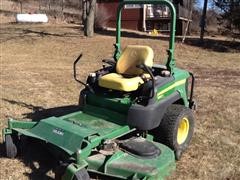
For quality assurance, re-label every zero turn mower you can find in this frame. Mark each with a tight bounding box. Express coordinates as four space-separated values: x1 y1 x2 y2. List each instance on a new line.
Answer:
3 0 196 179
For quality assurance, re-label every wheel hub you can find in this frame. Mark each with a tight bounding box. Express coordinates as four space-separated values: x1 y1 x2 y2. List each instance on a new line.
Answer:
177 117 189 144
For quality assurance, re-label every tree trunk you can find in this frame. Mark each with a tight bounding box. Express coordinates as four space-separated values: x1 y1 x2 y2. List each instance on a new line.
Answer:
39 0 41 11
200 0 208 43
19 1 23 13
84 0 96 37
48 0 51 10
62 0 64 12
82 0 87 25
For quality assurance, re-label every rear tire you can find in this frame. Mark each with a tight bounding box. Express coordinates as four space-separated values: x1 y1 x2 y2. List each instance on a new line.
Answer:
156 104 194 160
4 134 18 158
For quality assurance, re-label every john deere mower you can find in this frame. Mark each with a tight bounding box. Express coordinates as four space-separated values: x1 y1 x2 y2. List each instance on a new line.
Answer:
2 0 196 179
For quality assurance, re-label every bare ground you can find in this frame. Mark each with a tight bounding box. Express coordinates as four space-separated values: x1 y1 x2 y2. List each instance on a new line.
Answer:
0 23 240 180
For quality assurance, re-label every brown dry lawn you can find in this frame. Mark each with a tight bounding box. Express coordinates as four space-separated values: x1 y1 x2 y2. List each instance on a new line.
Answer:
0 23 240 180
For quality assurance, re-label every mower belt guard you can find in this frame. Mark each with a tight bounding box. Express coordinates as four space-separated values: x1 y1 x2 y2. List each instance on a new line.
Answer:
87 143 175 179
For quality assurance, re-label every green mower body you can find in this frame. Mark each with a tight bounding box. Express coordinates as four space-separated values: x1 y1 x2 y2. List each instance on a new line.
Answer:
3 0 196 179
3 106 176 179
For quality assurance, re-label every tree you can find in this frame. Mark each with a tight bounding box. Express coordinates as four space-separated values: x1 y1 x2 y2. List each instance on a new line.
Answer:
200 0 208 42
214 0 240 34
82 0 96 37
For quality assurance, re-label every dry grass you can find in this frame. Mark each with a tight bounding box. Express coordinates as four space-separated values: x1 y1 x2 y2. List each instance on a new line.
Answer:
0 23 240 180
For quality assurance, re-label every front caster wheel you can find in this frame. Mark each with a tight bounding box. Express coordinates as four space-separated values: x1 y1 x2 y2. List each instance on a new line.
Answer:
4 134 18 158
73 168 90 180
55 163 90 180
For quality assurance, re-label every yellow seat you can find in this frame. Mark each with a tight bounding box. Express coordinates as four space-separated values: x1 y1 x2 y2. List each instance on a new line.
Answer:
99 45 154 92
99 73 144 92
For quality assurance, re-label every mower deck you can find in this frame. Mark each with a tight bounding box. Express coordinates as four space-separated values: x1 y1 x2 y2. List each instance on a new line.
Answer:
5 105 129 154
4 104 176 179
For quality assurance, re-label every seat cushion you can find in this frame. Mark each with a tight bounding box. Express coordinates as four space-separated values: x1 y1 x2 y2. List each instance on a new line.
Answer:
99 73 144 92
116 45 154 76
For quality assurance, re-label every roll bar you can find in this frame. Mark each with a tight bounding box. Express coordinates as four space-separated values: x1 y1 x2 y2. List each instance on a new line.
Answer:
114 0 176 73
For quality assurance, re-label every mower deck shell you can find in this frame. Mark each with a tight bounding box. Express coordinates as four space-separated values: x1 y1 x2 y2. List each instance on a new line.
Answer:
5 105 129 155
3 105 176 179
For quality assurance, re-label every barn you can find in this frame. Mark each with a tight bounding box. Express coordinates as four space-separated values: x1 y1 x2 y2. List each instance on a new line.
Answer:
96 0 193 35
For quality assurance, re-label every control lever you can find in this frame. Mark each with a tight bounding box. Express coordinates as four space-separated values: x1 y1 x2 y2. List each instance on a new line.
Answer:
73 53 94 93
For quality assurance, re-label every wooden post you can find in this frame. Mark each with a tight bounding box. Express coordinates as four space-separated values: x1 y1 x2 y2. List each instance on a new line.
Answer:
143 5 146 31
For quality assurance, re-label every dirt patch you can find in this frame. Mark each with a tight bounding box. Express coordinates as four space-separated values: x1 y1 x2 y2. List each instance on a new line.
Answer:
0 23 240 180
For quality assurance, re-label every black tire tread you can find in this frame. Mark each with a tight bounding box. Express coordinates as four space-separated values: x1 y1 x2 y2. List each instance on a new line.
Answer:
158 104 194 159
5 134 18 158
74 168 90 180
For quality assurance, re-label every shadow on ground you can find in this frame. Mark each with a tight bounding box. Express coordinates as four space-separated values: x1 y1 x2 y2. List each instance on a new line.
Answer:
0 25 84 43
96 28 240 53
2 23 239 53
1 99 82 179
2 98 81 121
0 136 56 179
21 140 57 180
0 143 5 158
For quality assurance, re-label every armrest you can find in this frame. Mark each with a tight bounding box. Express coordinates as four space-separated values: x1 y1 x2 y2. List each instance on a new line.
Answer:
102 59 116 66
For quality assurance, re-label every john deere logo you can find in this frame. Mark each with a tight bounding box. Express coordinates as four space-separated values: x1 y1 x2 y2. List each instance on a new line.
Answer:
53 128 64 136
